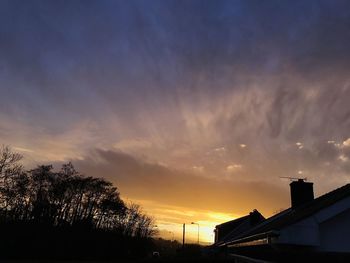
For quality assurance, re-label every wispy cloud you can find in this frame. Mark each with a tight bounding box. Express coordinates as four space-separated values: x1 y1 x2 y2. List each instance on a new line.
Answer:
1 0 350 240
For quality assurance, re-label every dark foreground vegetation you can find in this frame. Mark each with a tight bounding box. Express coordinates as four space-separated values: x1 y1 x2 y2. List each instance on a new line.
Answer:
0 145 156 260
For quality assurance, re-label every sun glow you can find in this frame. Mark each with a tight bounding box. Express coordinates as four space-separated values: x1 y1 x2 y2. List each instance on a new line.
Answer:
155 217 240 244
132 199 240 244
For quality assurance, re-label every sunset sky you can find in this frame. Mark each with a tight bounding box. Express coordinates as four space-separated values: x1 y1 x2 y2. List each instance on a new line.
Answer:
1 0 350 243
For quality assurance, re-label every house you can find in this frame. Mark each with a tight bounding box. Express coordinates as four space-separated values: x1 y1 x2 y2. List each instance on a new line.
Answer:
214 179 350 262
214 209 265 245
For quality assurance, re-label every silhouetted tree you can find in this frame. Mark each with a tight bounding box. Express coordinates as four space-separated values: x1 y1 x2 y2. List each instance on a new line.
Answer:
0 145 24 221
0 146 158 259
0 146 156 239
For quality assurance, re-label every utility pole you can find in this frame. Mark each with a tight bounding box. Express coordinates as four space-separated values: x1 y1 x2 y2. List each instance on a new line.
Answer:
182 223 186 250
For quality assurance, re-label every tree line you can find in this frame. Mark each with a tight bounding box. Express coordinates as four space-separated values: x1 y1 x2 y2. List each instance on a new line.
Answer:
0 145 157 259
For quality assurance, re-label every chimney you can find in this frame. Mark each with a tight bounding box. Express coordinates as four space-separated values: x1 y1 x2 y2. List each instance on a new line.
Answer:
290 179 314 208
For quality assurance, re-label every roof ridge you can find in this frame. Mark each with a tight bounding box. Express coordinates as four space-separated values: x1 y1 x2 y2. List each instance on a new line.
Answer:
292 182 350 212
223 182 350 246
216 214 249 227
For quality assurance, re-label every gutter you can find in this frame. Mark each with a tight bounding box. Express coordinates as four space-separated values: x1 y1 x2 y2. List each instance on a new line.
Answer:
225 230 280 248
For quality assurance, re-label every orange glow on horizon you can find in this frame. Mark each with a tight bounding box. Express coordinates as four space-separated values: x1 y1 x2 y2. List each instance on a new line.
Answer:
126 198 243 244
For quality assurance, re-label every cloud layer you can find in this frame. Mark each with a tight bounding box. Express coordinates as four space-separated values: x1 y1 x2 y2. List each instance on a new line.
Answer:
1 0 350 236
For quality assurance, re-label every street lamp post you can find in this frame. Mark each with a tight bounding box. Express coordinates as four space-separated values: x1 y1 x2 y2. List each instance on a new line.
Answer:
191 222 199 245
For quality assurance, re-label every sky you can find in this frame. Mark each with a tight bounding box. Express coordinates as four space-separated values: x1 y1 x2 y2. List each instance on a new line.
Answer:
1 0 350 243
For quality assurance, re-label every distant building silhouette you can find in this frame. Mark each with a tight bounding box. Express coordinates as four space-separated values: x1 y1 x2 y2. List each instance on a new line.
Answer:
214 209 265 244
213 180 350 262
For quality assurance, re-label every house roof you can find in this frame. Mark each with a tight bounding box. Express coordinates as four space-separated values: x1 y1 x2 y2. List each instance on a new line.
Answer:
216 215 249 230
215 210 265 245
215 215 249 245
224 183 350 246
220 216 259 243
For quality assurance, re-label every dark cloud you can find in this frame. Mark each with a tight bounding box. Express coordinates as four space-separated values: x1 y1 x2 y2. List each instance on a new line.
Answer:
1 0 350 111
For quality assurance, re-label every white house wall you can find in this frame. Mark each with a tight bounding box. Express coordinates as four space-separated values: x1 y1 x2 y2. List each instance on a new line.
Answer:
275 195 350 252
315 196 350 223
278 217 319 246
319 207 350 253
